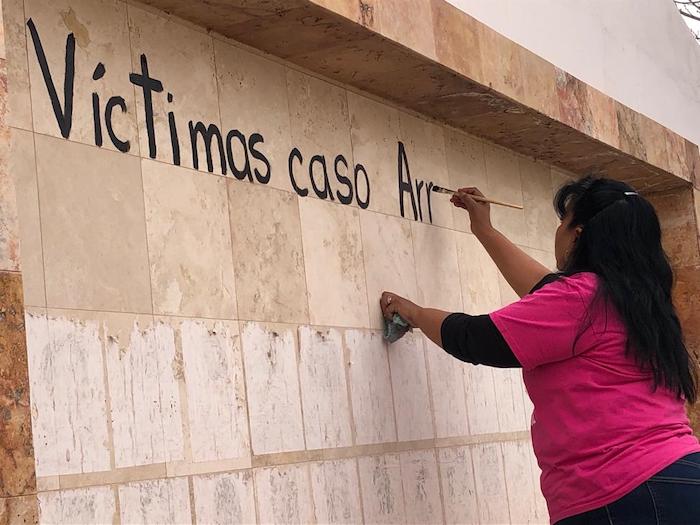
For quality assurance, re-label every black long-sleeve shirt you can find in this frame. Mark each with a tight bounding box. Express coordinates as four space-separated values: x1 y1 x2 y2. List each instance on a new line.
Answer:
439 272 561 368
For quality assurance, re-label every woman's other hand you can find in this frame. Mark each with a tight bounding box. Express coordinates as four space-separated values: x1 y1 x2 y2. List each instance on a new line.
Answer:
450 186 492 236
380 291 420 327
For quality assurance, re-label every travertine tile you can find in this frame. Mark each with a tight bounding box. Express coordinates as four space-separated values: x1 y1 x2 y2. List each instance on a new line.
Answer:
128 4 221 171
375 0 437 60
616 102 646 162
464 364 500 435
357 454 406 524
431 1 483 83
142 160 236 319
298 197 369 328
520 49 559 121
119 477 191 525
0 126 19 273
228 181 308 324
310 459 362 524
37 486 115 524
437 446 479 525
493 368 528 432
478 24 524 101
35 134 151 313
471 443 510 524
178 318 249 461
347 91 401 216
214 39 293 192
386 332 434 441
192 470 256 525
523 246 557 272
25 309 110 476
25 0 139 152
398 112 453 228
521 158 559 252
502 440 537 525
240 322 304 455
345 330 397 445
555 69 592 136
11 129 44 306
445 130 488 233
411 222 463 312
527 440 549 522
399 449 443 523
3 0 32 130
254 463 315 524
360 210 418 330
423 336 469 438
297 326 352 450
551 167 575 200
586 84 619 150
457 233 501 314
0 494 38 525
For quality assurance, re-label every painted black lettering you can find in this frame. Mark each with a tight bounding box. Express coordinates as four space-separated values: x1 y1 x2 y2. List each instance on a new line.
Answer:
167 93 180 165
426 181 434 223
225 129 251 181
354 164 371 209
129 54 163 159
105 96 130 153
397 141 418 220
92 93 102 147
334 154 353 205
248 133 271 184
309 155 333 200
189 121 226 175
416 179 425 221
288 148 308 197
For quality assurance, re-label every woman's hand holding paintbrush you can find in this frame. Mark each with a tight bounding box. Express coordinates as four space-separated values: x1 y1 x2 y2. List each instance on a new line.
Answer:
446 186 496 237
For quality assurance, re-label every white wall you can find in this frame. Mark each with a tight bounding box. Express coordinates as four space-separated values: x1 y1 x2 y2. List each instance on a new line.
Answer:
447 0 700 146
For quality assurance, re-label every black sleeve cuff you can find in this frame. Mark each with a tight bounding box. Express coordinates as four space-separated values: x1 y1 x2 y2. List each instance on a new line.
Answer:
528 272 562 294
440 313 521 368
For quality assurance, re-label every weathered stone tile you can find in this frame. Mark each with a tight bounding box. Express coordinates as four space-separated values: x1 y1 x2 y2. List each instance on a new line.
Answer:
297 326 352 450
478 23 524 101
457 232 501 314
192 470 256 525
0 96 19 272
646 188 700 267
254 463 315 524
520 49 559 120
142 160 236 319
345 330 396 445
214 39 293 193
686 140 700 186
310 458 362 524
360 210 418 330
520 157 559 252
0 494 38 525
119 477 191 525
437 446 479 525
555 69 592 135
640 113 670 174
431 1 483 83
666 126 691 181
35 135 150 313
551 167 576 200
0 272 34 497
502 440 538 525
523 246 557 272
463 364 500 435
445 130 488 233
240 322 304 455
228 181 308 324
25 0 138 153
387 332 434 441
586 84 619 149
298 197 369 328
374 0 436 60
37 486 115 524
3 0 32 130
616 102 647 162
128 4 220 172
424 336 469 438
399 449 443 523
347 91 401 216
471 442 510 524
493 368 528 432
411 222 463 312
357 454 406 524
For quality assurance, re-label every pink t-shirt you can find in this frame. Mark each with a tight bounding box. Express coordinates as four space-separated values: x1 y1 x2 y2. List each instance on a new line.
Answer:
489 271 700 523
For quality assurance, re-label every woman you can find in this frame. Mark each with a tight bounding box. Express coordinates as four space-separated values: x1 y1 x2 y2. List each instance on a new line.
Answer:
380 176 700 524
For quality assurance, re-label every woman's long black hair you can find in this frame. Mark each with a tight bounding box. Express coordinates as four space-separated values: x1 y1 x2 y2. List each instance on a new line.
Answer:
554 175 697 403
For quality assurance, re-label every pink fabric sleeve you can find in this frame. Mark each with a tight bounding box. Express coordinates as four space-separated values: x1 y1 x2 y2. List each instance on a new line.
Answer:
488 276 591 370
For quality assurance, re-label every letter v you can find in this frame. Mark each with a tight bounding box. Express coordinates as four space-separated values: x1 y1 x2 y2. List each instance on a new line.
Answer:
26 18 75 138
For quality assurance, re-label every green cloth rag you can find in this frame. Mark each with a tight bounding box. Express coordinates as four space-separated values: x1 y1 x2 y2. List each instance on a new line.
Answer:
383 313 411 343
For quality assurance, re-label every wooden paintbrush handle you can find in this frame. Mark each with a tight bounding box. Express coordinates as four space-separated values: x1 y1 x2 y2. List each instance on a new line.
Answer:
470 194 523 210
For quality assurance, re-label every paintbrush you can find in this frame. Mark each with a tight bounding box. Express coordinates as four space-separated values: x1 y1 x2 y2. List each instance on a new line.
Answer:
432 185 523 210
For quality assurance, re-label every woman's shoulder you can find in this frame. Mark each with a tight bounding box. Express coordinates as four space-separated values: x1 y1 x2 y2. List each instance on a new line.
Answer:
530 271 599 296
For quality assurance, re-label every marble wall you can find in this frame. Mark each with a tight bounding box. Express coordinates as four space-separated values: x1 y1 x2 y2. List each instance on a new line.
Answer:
3 0 579 522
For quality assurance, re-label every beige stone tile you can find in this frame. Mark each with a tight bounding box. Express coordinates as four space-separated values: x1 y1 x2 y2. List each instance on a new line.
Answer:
0 494 38 525
345 330 397 445
398 112 453 228
445 130 488 233
240 322 304 455
357 454 406 524
478 24 525 101
3 0 32 130
254 463 315 524
399 449 443 523
35 135 151 313
463 364 500 435
527 440 549 523
424 336 469 438
375 0 437 60
411 222 463 312
360 210 418 330
0 127 19 273
456 233 501 314
521 157 559 251
119 478 191 525
551 167 576 199
493 368 528 432
25 0 138 153
192 470 256 525
298 197 369 328
431 1 483 83
347 91 401 216
25 309 110 476
128 4 220 171
228 181 308 324
297 326 352 450
287 69 355 204
387 332 434 441
11 129 44 305
37 486 116 524
214 40 292 192
484 143 528 246
471 442 510 524
142 160 236 319
523 246 557 272
437 446 480 525
310 458 362 524
502 440 538 525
